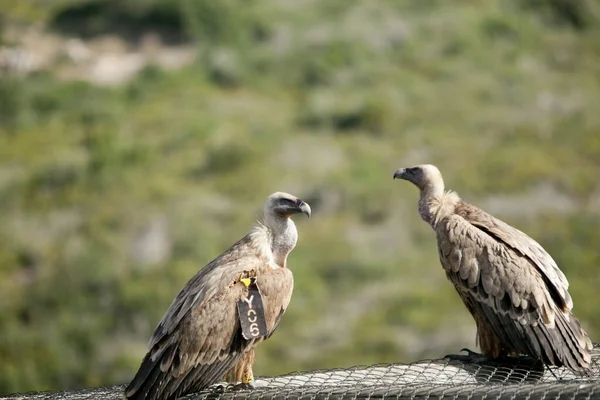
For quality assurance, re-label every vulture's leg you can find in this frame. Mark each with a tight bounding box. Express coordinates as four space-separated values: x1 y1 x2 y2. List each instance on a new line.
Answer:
445 314 506 363
223 362 242 386
223 351 248 388
241 348 255 384
224 349 254 384
228 349 266 390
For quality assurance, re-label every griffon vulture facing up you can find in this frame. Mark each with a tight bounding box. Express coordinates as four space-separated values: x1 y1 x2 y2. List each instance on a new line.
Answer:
393 164 592 371
125 192 311 400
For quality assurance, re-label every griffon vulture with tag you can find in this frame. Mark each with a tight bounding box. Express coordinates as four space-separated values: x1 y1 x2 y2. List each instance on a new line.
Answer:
393 164 592 371
125 192 311 400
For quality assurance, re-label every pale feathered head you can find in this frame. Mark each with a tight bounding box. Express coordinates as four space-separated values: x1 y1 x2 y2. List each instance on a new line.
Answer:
393 164 445 192
264 192 311 219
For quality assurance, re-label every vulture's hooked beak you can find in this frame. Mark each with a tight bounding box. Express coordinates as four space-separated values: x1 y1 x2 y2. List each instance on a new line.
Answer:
296 199 311 218
393 168 407 180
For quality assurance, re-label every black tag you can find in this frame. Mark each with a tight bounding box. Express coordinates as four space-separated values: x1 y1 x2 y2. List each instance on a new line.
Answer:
237 278 268 340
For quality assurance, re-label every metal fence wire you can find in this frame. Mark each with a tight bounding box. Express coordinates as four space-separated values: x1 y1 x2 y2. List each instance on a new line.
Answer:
190 344 600 400
5 344 600 400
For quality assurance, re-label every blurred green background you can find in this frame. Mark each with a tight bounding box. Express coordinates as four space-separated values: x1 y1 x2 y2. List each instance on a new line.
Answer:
1 0 599 394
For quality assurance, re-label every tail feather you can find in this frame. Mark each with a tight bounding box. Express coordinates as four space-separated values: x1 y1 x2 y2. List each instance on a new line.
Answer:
187 353 244 392
125 352 165 400
126 348 247 400
524 323 555 365
516 310 591 371
470 292 591 371
156 353 244 399
553 311 591 370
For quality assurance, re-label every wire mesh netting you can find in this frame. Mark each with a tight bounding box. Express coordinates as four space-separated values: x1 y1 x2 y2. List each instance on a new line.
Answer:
4 345 600 400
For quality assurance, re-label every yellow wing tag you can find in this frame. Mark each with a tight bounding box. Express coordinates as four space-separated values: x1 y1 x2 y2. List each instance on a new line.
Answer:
240 278 252 287
237 277 268 340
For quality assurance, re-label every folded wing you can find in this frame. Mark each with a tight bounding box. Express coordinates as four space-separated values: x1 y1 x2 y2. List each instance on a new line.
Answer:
126 244 266 400
436 201 592 370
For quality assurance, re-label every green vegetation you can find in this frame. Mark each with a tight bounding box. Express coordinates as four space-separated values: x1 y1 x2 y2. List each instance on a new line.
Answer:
1 0 600 394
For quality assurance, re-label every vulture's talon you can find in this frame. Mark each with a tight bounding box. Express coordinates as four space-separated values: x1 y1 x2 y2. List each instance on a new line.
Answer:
212 383 229 393
444 353 468 362
445 348 489 364
460 348 481 357
230 382 256 391
229 379 267 390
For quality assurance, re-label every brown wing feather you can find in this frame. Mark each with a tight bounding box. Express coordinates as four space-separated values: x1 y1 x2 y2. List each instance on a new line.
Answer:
454 201 572 310
148 235 263 351
257 267 294 333
436 202 592 370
